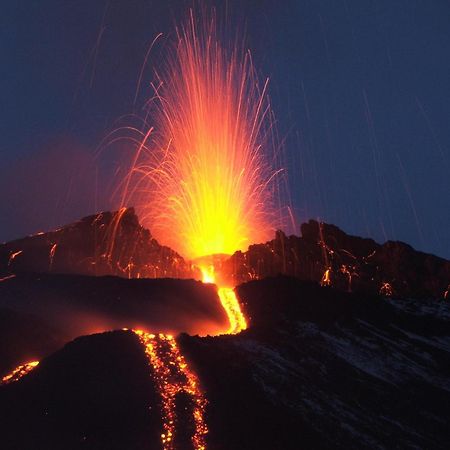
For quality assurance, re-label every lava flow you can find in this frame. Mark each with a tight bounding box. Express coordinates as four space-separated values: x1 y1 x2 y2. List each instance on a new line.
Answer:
1 361 39 385
200 265 247 335
133 330 208 450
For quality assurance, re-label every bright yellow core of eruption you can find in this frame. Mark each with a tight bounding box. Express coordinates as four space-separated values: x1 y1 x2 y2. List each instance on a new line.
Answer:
128 12 276 260
200 265 247 335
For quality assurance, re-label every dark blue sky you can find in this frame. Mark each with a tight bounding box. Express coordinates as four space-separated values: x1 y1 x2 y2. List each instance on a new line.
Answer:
1 0 449 258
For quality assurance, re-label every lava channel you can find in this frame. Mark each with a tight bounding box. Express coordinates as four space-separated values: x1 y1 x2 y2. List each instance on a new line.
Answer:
133 329 208 450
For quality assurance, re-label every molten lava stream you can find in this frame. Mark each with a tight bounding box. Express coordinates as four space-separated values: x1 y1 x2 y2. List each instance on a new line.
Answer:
217 287 247 335
200 265 247 335
133 330 208 450
1 361 39 385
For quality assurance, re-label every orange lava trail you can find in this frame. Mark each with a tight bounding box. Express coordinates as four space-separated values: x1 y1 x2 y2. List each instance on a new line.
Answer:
1 361 39 385
199 264 247 335
8 250 23 267
217 287 247 335
320 268 331 287
133 330 208 450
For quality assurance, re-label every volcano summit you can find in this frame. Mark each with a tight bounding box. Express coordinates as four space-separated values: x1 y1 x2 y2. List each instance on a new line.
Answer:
0 210 449 449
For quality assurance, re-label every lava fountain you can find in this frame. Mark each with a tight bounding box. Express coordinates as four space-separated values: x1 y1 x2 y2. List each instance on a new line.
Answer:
120 9 280 261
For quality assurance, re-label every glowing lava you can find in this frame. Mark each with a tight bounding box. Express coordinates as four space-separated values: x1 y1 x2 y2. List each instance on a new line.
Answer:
1 332 208 450
217 288 247 334
320 268 332 287
8 250 23 267
133 330 208 450
1 361 39 385
380 282 393 297
200 265 247 335
121 9 280 260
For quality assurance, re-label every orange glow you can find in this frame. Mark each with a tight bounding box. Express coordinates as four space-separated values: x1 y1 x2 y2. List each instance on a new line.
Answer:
1 361 39 385
200 265 215 284
321 268 331 287
133 330 208 450
8 250 23 267
380 282 393 297
200 265 247 335
217 287 247 335
120 9 280 260
49 243 57 270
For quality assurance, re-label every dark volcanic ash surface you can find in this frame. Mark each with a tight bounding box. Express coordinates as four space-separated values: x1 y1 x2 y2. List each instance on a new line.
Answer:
181 277 450 449
0 273 227 369
0 330 164 450
1 278 449 449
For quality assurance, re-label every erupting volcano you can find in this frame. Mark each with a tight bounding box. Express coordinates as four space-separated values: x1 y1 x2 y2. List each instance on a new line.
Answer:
2 9 278 449
113 9 278 336
108 30 272 445
2 3 450 450
115 11 272 444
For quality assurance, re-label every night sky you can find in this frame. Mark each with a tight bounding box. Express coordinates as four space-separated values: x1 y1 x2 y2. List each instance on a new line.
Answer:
1 0 449 258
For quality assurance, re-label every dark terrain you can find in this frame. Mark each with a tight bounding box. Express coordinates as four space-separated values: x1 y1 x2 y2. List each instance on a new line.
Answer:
0 211 449 449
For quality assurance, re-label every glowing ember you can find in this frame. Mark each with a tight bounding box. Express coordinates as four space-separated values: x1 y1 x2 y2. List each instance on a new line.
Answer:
340 265 353 292
380 282 393 297
121 9 280 260
133 330 208 450
49 243 57 270
0 274 16 283
1 361 39 385
321 268 332 287
8 250 23 267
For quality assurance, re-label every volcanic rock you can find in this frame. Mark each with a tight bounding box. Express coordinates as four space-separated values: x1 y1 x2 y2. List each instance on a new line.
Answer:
222 220 450 299
0 330 163 450
0 208 196 279
180 276 450 449
1 211 448 299
0 273 228 352
1 278 449 449
0 307 69 374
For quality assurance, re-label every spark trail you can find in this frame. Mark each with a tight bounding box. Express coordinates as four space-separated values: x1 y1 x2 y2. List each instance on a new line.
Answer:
120 9 280 260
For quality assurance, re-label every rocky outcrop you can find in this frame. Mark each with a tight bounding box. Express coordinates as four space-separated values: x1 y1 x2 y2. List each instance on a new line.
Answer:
222 220 450 299
1 212 448 299
0 208 196 279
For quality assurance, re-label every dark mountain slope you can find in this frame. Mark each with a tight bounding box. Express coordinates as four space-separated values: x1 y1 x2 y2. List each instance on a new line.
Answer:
1 278 449 449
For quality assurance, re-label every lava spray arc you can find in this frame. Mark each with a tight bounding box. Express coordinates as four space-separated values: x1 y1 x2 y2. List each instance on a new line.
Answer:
121 9 282 260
